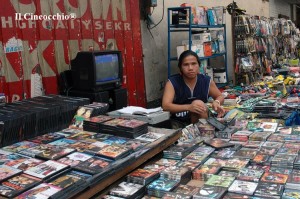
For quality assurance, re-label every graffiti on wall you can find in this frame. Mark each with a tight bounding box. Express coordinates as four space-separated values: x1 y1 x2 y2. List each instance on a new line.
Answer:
0 0 146 106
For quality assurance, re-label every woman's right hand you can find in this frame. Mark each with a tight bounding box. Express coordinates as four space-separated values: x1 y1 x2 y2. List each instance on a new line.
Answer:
189 100 207 114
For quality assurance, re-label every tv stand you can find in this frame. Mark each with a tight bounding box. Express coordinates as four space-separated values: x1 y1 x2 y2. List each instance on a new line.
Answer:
66 88 127 111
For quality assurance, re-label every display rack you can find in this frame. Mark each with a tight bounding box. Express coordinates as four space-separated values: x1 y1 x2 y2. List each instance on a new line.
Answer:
167 7 228 87
73 127 181 199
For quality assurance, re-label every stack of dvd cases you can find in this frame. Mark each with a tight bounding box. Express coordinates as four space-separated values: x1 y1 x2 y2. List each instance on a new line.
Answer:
100 118 148 138
0 95 89 147
83 115 114 132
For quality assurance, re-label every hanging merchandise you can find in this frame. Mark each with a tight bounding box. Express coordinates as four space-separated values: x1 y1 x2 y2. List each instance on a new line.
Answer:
233 12 300 85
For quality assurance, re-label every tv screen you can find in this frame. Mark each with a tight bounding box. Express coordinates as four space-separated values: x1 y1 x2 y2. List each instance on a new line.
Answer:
95 54 119 82
70 50 122 91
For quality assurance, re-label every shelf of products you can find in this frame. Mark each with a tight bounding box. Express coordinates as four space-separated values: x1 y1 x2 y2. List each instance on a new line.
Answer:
233 14 300 84
167 6 228 85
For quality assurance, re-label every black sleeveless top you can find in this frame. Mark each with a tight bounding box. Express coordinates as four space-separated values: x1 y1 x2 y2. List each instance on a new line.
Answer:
169 74 211 122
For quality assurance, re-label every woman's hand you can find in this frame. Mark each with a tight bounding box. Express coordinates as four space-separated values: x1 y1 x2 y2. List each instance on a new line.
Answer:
212 101 225 117
189 100 207 115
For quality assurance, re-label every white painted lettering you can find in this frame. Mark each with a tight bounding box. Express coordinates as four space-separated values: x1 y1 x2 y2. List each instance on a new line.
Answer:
1 17 13 28
82 20 91 29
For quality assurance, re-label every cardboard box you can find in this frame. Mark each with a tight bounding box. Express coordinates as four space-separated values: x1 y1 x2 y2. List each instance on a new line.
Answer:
177 44 204 58
203 42 212 57
213 69 226 83
192 32 211 42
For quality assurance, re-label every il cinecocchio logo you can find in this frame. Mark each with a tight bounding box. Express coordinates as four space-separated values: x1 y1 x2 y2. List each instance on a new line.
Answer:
15 13 76 20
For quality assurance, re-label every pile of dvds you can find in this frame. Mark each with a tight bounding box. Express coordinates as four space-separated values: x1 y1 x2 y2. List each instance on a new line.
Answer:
127 168 160 185
163 140 200 160
231 130 253 142
286 169 300 190
192 164 221 181
100 118 149 138
294 156 300 169
228 180 258 195
0 95 89 147
282 188 300 199
28 133 65 144
97 144 133 160
0 173 41 198
271 154 297 168
45 169 92 199
147 177 180 197
249 131 272 141
204 138 235 149
204 174 235 188
108 181 145 199
254 182 284 198
162 192 192 199
194 185 227 199
69 103 109 130
173 184 200 196
160 166 191 184
83 115 114 132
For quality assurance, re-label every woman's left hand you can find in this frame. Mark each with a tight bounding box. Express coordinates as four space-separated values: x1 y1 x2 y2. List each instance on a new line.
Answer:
212 101 225 118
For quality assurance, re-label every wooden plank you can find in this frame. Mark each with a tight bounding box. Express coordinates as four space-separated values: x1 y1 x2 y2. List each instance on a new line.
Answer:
123 0 137 105
111 0 126 88
64 0 82 60
129 0 146 107
35 0 58 95
78 0 94 51
50 0 71 74
90 0 105 51
0 1 26 101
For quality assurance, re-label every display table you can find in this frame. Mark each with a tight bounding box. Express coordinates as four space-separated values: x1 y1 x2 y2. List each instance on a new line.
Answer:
73 127 181 199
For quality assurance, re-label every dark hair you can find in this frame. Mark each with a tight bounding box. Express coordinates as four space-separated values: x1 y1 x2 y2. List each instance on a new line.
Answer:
178 50 200 69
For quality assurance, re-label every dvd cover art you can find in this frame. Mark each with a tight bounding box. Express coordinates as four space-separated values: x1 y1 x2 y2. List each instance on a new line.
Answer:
237 168 264 182
0 173 41 197
0 185 15 197
29 133 64 144
4 156 29 167
0 165 22 182
194 185 226 199
147 178 179 192
254 182 284 198
204 175 235 188
11 158 44 171
260 122 278 132
117 119 148 129
57 152 92 167
15 183 62 199
103 136 130 145
162 192 192 199
68 141 93 152
68 131 96 140
136 132 164 142
48 172 82 189
228 180 258 195
204 138 234 149
128 168 159 179
2 141 38 153
97 145 131 159
260 172 288 184
69 106 95 129
282 188 300 199
74 156 112 174
48 138 76 146
109 181 143 198
36 145 75 160
276 126 292 134
174 184 200 195
24 160 68 179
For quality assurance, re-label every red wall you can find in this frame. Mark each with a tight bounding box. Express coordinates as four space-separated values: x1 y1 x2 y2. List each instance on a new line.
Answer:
0 0 146 107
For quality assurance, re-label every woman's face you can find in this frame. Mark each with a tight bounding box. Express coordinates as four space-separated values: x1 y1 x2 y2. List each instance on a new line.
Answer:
180 55 199 79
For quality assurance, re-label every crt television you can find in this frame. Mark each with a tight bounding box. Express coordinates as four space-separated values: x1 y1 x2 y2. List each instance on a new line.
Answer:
71 50 123 91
